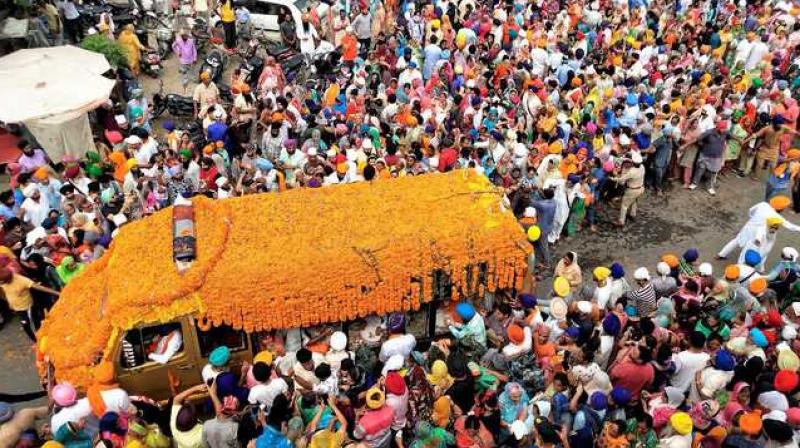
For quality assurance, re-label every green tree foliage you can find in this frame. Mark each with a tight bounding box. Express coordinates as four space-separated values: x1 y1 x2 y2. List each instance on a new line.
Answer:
81 34 129 68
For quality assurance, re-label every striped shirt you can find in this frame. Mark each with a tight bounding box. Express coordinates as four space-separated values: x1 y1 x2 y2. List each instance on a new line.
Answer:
629 283 657 317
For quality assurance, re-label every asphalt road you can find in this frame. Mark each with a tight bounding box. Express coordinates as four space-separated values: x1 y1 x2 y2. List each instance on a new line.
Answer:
2 173 798 406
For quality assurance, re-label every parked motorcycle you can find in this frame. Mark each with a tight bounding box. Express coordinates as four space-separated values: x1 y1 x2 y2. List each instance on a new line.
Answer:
141 50 162 78
152 81 195 118
199 48 226 84
238 39 264 89
262 40 338 83
77 0 140 32
154 25 173 57
141 9 172 30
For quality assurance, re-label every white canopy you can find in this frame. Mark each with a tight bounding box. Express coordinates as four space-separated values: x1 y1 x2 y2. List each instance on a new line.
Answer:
0 45 115 123
0 45 111 74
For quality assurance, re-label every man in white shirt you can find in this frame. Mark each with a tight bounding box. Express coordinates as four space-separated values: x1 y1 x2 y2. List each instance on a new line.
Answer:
247 362 288 412
51 398 92 435
733 33 755 68
135 131 160 167
20 184 50 228
56 0 82 43
670 331 711 393
379 314 417 362
745 34 770 71
292 348 320 393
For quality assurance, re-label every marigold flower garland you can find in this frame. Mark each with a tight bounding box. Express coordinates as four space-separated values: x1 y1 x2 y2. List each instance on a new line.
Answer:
37 170 531 388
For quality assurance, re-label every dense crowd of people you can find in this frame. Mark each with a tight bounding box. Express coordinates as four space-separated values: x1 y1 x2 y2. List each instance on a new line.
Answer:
5 0 800 445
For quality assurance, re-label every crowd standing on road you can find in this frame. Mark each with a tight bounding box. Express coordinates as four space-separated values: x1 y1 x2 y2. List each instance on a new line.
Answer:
8 0 800 445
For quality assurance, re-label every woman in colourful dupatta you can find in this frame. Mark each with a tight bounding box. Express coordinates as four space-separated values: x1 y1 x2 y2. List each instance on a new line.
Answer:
407 352 435 431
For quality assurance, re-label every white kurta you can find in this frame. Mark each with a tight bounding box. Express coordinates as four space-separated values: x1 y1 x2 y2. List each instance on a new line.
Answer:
739 225 777 271
735 202 800 246
720 202 800 258
544 178 568 244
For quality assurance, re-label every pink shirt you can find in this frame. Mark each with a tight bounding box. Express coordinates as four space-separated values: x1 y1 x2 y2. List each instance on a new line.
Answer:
610 359 654 401
18 149 47 173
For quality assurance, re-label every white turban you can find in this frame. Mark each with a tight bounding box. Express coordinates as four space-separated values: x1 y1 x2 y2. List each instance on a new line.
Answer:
634 267 650 281
382 354 404 376
22 184 38 198
330 331 347 352
758 391 789 412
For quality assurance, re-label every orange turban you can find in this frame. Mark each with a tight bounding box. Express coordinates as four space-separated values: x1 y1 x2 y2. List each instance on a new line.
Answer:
724 265 740 281
739 412 762 436
33 166 49 180
507 324 525 345
661 254 679 268
749 277 767 295
770 195 791 211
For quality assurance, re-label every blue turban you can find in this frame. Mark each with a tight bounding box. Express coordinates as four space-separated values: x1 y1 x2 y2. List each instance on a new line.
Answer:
745 249 762 267
518 293 537 308
625 305 638 318
715 349 736 371
626 92 638 106
773 115 787 126
209 346 231 367
255 158 273 172
590 392 607 411
683 248 699 263
750 328 768 348
0 403 12 424
567 174 581 184
602 313 621 337
98 233 112 248
162 120 175 132
610 262 625 279
456 302 476 322
565 327 580 339
610 387 632 406
388 313 406 333
99 412 124 435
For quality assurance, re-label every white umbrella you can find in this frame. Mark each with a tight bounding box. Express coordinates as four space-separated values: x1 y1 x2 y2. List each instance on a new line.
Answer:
0 45 110 75
0 46 115 123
